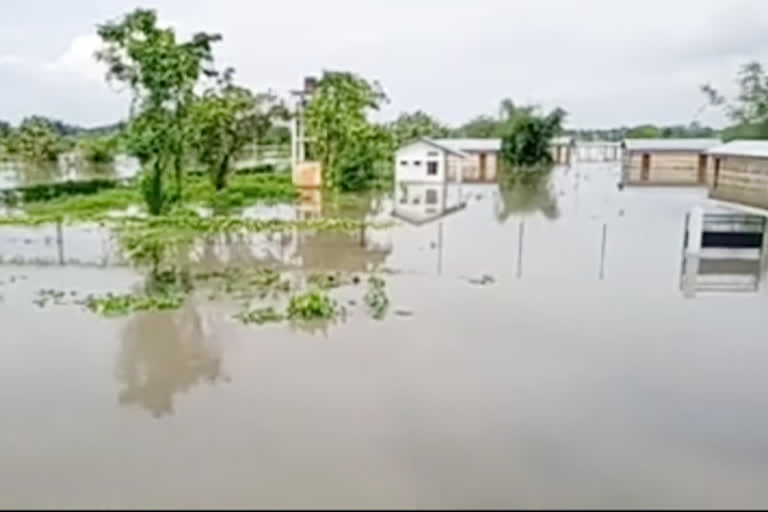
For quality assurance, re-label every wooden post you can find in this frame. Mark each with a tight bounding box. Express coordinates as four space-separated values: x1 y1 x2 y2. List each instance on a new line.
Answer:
599 223 607 280
517 221 525 278
56 220 64 266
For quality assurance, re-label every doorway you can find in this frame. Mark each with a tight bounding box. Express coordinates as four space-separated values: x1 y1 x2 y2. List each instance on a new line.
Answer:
478 153 487 181
698 154 708 184
641 154 651 181
713 158 721 188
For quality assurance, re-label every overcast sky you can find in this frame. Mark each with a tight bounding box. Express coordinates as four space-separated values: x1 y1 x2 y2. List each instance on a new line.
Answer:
1 0 767 129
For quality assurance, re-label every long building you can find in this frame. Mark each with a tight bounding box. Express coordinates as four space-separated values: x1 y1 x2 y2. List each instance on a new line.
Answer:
707 140 768 209
620 139 720 186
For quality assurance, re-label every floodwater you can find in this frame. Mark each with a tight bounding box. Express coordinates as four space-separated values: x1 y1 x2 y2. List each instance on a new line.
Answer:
2 163 768 508
0 154 139 190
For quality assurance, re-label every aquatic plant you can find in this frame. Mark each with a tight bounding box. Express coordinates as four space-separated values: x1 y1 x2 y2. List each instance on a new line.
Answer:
286 289 340 321
233 306 285 325
363 275 389 320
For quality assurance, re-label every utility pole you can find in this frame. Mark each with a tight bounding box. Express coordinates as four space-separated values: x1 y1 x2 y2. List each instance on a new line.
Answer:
290 76 317 171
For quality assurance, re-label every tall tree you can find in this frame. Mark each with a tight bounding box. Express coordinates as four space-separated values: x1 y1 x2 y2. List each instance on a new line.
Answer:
499 107 565 168
7 118 70 163
305 71 392 191
702 61 768 139
96 8 221 213
389 111 450 146
189 73 261 190
456 115 502 138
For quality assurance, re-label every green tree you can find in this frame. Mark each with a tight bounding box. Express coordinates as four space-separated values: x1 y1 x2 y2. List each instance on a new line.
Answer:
251 91 289 152
456 115 502 138
78 133 120 163
7 117 69 162
702 61 768 140
96 8 221 213
389 111 450 146
500 107 565 168
0 120 11 139
625 124 662 138
305 71 392 191
189 74 260 190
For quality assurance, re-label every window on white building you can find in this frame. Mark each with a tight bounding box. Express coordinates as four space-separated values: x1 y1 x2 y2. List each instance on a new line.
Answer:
427 161 438 175
413 160 422 166
425 189 438 204
400 160 408 166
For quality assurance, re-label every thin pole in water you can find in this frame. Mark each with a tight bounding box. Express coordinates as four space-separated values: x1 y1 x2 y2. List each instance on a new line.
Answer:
437 221 444 276
56 220 64 266
517 221 525 278
599 223 607 280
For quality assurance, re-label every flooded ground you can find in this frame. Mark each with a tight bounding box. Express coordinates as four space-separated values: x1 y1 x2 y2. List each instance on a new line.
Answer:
2 163 768 508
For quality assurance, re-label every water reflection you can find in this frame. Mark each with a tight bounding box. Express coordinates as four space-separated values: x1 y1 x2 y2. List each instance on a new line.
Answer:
495 170 559 223
116 299 227 417
0 153 139 190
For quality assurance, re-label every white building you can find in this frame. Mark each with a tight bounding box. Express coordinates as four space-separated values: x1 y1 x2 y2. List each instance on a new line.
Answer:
395 138 468 184
392 181 467 226
395 137 502 184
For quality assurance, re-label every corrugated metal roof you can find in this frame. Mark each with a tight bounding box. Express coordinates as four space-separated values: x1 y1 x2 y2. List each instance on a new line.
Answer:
623 138 721 152
397 138 468 157
706 140 768 159
433 138 502 153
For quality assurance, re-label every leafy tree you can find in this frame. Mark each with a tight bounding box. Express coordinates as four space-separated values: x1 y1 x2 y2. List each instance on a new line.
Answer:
625 124 662 138
305 71 392 191
455 115 502 138
0 120 11 139
252 91 289 149
189 73 260 190
500 107 565 168
96 8 221 213
389 110 450 146
702 61 768 140
78 133 120 163
6 118 70 162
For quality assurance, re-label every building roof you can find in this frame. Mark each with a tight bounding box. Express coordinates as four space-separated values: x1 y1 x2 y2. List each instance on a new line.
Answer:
433 138 502 153
550 136 574 146
622 138 721 152
706 140 768 159
397 137 468 157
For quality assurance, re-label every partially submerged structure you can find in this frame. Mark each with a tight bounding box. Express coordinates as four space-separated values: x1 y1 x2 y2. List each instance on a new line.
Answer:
550 136 575 165
394 138 500 184
620 138 720 186
706 140 768 210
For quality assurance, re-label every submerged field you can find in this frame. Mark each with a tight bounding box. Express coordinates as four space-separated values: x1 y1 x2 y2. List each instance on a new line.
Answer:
1 162 768 508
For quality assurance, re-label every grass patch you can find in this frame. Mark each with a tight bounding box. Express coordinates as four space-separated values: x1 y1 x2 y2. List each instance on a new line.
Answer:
286 289 340 321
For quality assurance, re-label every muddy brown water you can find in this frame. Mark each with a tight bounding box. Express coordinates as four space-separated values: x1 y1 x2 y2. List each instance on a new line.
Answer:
1 163 768 508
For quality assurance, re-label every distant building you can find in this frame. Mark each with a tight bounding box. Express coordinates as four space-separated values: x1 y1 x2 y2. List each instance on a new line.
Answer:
706 140 768 210
432 138 501 183
394 138 501 184
620 138 720 186
550 136 575 165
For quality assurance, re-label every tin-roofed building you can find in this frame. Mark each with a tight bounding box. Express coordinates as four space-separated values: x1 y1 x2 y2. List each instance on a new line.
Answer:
620 138 720 186
707 140 768 209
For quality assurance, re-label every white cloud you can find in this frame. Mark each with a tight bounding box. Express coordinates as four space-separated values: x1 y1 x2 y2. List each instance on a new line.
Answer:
45 34 104 82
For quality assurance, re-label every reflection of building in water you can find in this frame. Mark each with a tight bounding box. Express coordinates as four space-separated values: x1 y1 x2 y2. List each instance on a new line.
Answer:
116 300 226 418
392 181 467 226
571 141 621 163
680 208 766 296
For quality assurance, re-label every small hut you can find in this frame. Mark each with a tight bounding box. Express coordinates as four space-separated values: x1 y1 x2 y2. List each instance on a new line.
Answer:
620 138 720 186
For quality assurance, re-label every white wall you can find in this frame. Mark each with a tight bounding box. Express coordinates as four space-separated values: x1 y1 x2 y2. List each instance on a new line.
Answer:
395 141 446 183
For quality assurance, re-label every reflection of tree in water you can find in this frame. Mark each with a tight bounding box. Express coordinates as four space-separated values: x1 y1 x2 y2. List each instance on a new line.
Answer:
116 300 226 418
495 167 560 223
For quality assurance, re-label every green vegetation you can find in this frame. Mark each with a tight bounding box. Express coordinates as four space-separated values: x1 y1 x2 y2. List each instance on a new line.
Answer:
702 61 768 140
5 118 72 163
363 275 389 320
500 107 565 168
305 71 394 191
286 289 340 321
83 290 185 317
78 133 120 164
234 306 285 325
96 8 222 213
389 111 451 146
